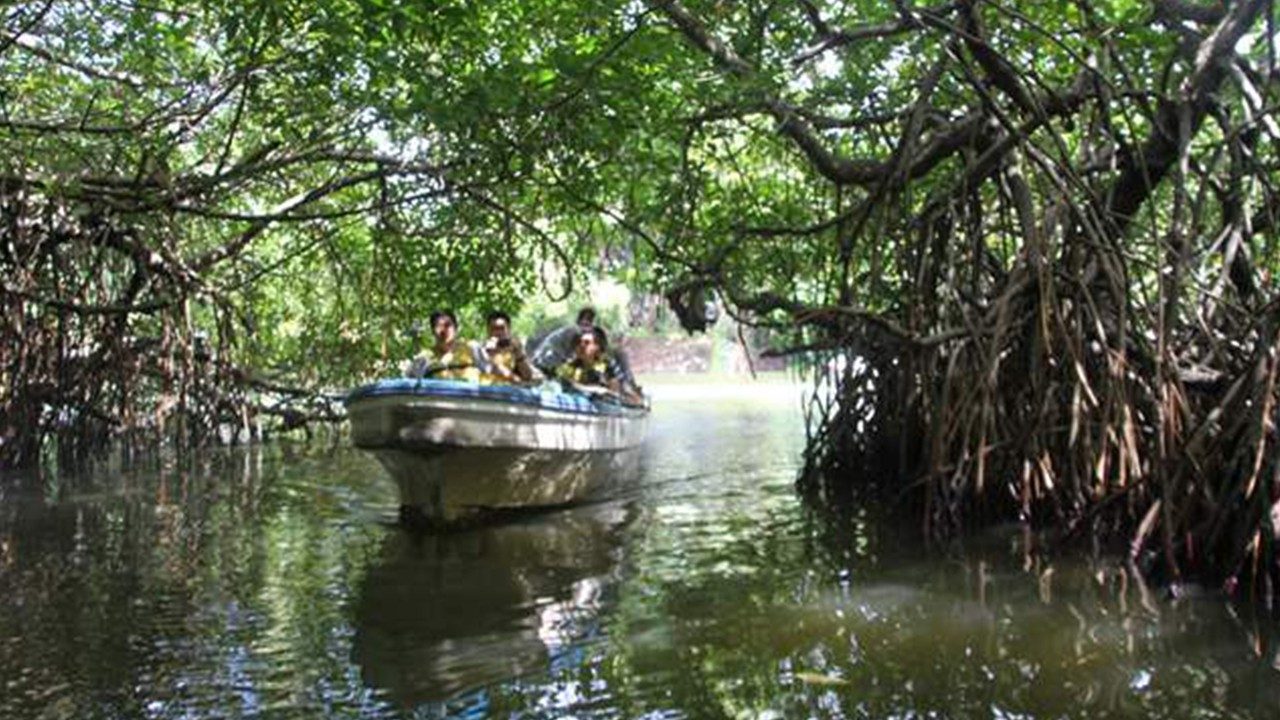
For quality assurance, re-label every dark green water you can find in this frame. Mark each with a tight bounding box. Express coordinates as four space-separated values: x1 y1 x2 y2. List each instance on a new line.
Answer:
1 392 1276 719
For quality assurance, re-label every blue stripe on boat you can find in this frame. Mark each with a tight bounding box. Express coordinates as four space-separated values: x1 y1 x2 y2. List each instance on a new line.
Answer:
345 378 637 417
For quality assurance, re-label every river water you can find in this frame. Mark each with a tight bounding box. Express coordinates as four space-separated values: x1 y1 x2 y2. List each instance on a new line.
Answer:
1 389 1276 719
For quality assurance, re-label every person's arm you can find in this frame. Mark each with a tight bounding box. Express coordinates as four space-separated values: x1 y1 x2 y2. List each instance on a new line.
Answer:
512 340 535 382
605 354 625 382
605 354 643 404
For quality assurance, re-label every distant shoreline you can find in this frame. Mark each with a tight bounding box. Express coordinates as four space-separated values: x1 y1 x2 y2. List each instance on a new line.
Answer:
638 371 806 402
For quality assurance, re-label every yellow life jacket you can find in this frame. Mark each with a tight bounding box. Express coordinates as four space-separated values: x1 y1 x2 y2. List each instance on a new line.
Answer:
556 358 609 386
482 340 527 383
408 341 481 381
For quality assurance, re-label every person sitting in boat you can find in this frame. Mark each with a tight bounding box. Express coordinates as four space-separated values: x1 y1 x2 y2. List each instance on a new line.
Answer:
480 310 536 383
403 309 481 381
556 327 642 404
527 306 602 376
575 306 639 393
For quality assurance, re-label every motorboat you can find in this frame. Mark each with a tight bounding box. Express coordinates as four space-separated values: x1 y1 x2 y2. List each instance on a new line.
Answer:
345 378 648 522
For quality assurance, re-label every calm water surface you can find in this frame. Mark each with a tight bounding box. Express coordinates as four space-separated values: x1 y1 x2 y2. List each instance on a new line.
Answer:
1 391 1276 719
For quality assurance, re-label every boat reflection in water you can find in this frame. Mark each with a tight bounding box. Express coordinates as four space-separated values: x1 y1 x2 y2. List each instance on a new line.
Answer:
351 501 636 708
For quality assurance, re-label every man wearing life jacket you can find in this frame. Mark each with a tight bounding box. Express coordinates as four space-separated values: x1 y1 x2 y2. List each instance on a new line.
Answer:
574 306 638 393
404 309 481 381
556 327 642 404
481 310 535 383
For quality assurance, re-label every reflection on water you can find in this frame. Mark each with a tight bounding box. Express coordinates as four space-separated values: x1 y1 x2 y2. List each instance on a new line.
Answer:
0 388 1277 719
352 502 633 709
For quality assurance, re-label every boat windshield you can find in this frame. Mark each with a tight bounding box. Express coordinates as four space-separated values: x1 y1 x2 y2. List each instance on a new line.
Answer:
527 325 579 377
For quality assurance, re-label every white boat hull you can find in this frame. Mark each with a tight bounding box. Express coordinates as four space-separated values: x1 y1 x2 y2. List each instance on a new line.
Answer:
367 446 643 521
348 393 647 452
346 379 649 521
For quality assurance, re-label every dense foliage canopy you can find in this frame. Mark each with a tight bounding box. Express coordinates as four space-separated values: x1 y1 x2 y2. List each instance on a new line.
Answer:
3 0 1280 587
